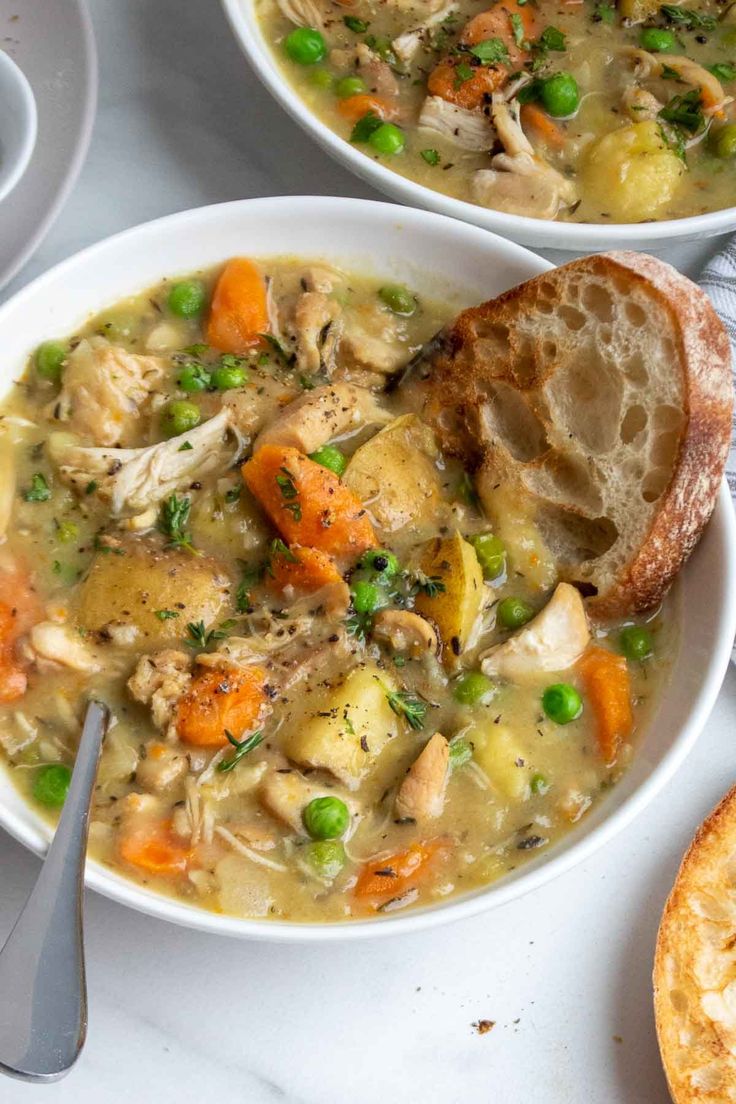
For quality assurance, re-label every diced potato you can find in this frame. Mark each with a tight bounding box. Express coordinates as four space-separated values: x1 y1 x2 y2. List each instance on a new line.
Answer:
582 122 684 223
75 536 229 644
414 531 484 655
95 730 140 793
282 663 399 789
472 724 529 800
618 0 659 21
344 415 443 535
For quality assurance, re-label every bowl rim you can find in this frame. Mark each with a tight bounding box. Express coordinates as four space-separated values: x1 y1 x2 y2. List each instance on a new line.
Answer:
0 194 734 942
0 49 38 205
220 0 736 248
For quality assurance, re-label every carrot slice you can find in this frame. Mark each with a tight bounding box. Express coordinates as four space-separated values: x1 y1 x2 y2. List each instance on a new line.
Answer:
0 570 42 703
176 665 267 748
354 839 450 901
427 61 506 110
461 0 537 57
119 819 193 877
578 646 633 767
267 543 343 597
242 445 377 560
520 103 566 149
338 94 397 123
205 257 269 354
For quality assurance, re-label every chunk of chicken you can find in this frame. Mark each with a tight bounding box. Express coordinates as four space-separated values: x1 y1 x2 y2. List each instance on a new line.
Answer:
26 622 100 673
277 0 327 27
481 583 590 682
418 96 495 151
493 95 534 157
223 373 299 440
395 732 449 821
253 383 391 454
372 609 439 658
135 739 189 794
49 409 240 516
355 43 400 101
127 650 192 735
260 769 360 836
392 3 457 64
623 48 731 114
293 292 342 375
53 338 166 447
622 85 663 122
340 303 413 376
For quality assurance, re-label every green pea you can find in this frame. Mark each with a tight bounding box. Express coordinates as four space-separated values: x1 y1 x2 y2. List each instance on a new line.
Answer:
542 683 582 725
530 772 549 795
161 400 201 438
453 671 495 706
710 122 736 159
284 26 326 65
336 75 366 98
638 27 676 51
211 363 247 390
539 71 580 117
619 625 653 661
33 764 72 808
309 443 347 476
497 596 534 630
368 122 405 155
35 340 67 382
305 839 346 880
303 796 350 840
360 548 400 577
167 280 206 318
177 362 211 392
310 67 334 89
471 534 506 580
351 580 381 614
378 284 416 316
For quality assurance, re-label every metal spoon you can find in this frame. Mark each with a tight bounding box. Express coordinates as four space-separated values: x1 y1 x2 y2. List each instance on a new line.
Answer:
0 700 109 1082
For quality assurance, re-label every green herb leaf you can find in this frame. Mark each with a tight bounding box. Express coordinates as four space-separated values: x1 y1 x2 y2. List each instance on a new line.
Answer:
469 37 510 64
23 473 51 502
448 736 473 771
510 12 525 47
182 343 210 356
454 60 475 87
85 480 98 495
344 14 369 32
275 466 302 522
158 493 199 554
420 147 441 165
659 87 704 132
351 111 384 143
217 729 265 773
224 485 241 504
186 620 209 648
592 1 615 23
708 62 736 81
154 609 180 621
536 25 566 52
660 4 716 30
178 441 193 452
383 686 430 730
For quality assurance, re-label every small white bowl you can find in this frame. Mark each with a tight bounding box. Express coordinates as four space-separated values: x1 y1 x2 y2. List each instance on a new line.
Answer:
0 196 734 942
221 0 736 252
0 51 37 205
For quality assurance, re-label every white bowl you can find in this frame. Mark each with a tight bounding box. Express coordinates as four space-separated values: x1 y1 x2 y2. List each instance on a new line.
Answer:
221 0 736 252
0 50 37 205
0 196 734 941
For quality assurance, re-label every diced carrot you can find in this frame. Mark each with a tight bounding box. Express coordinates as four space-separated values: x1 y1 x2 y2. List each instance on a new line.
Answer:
578 646 633 767
0 570 42 703
520 103 566 150
242 445 377 560
0 663 27 703
460 0 537 56
267 544 343 597
118 819 193 877
354 839 450 901
337 94 397 123
205 257 269 355
176 665 267 748
427 61 506 110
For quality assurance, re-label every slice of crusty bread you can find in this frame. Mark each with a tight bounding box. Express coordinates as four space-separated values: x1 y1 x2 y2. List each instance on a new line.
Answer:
654 785 736 1104
416 252 732 616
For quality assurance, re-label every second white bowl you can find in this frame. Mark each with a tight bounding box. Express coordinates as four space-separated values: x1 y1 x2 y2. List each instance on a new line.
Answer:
0 50 37 205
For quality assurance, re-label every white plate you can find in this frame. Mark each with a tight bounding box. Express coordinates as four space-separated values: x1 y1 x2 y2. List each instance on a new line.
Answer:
0 0 96 291
221 0 736 252
0 196 734 942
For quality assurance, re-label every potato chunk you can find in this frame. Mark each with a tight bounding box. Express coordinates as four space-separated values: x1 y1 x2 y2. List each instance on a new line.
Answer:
344 415 443 535
75 536 229 644
414 532 484 656
472 725 529 800
282 663 399 789
582 122 684 223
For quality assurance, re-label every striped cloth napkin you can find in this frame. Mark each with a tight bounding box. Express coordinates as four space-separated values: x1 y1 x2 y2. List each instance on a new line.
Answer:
700 239 736 499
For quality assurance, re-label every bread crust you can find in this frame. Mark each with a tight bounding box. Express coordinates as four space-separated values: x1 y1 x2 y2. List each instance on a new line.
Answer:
418 251 733 616
654 785 736 1103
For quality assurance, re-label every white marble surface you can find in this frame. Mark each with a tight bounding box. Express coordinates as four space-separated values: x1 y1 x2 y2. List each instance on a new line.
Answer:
1 1 735 1100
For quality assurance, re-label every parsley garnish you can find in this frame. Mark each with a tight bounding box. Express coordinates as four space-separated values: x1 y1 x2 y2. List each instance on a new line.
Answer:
709 62 736 81
383 687 429 731
182 343 209 356
538 25 566 50
275 466 302 522
351 111 384 143
23 473 51 502
236 559 263 611
269 537 298 565
185 619 235 649
85 480 98 495
509 12 525 47
660 4 715 30
154 609 180 621
344 14 369 32
178 441 193 452
224 485 241 504
592 1 615 22
421 148 441 165
448 736 473 771
158 494 198 555
658 121 687 161
414 573 446 599
469 37 510 64
659 88 704 132
454 61 475 87
217 729 265 773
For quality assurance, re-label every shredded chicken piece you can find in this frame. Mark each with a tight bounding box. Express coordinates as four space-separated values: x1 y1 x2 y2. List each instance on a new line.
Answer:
372 609 439 658
340 303 414 375
52 338 166 447
49 409 240 516
25 622 101 673
622 85 663 121
293 292 342 375
418 96 495 151
493 95 534 157
254 383 391 454
135 739 189 794
623 48 732 114
355 43 400 101
260 769 360 836
127 650 192 736
481 583 590 682
223 374 299 440
392 3 457 64
395 732 449 821
276 0 326 29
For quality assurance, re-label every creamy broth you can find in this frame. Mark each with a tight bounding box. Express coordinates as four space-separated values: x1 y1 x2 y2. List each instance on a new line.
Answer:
0 257 675 923
257 0 736 223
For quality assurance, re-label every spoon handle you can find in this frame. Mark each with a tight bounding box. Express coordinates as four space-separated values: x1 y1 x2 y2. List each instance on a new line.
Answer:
0 700 109 1083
